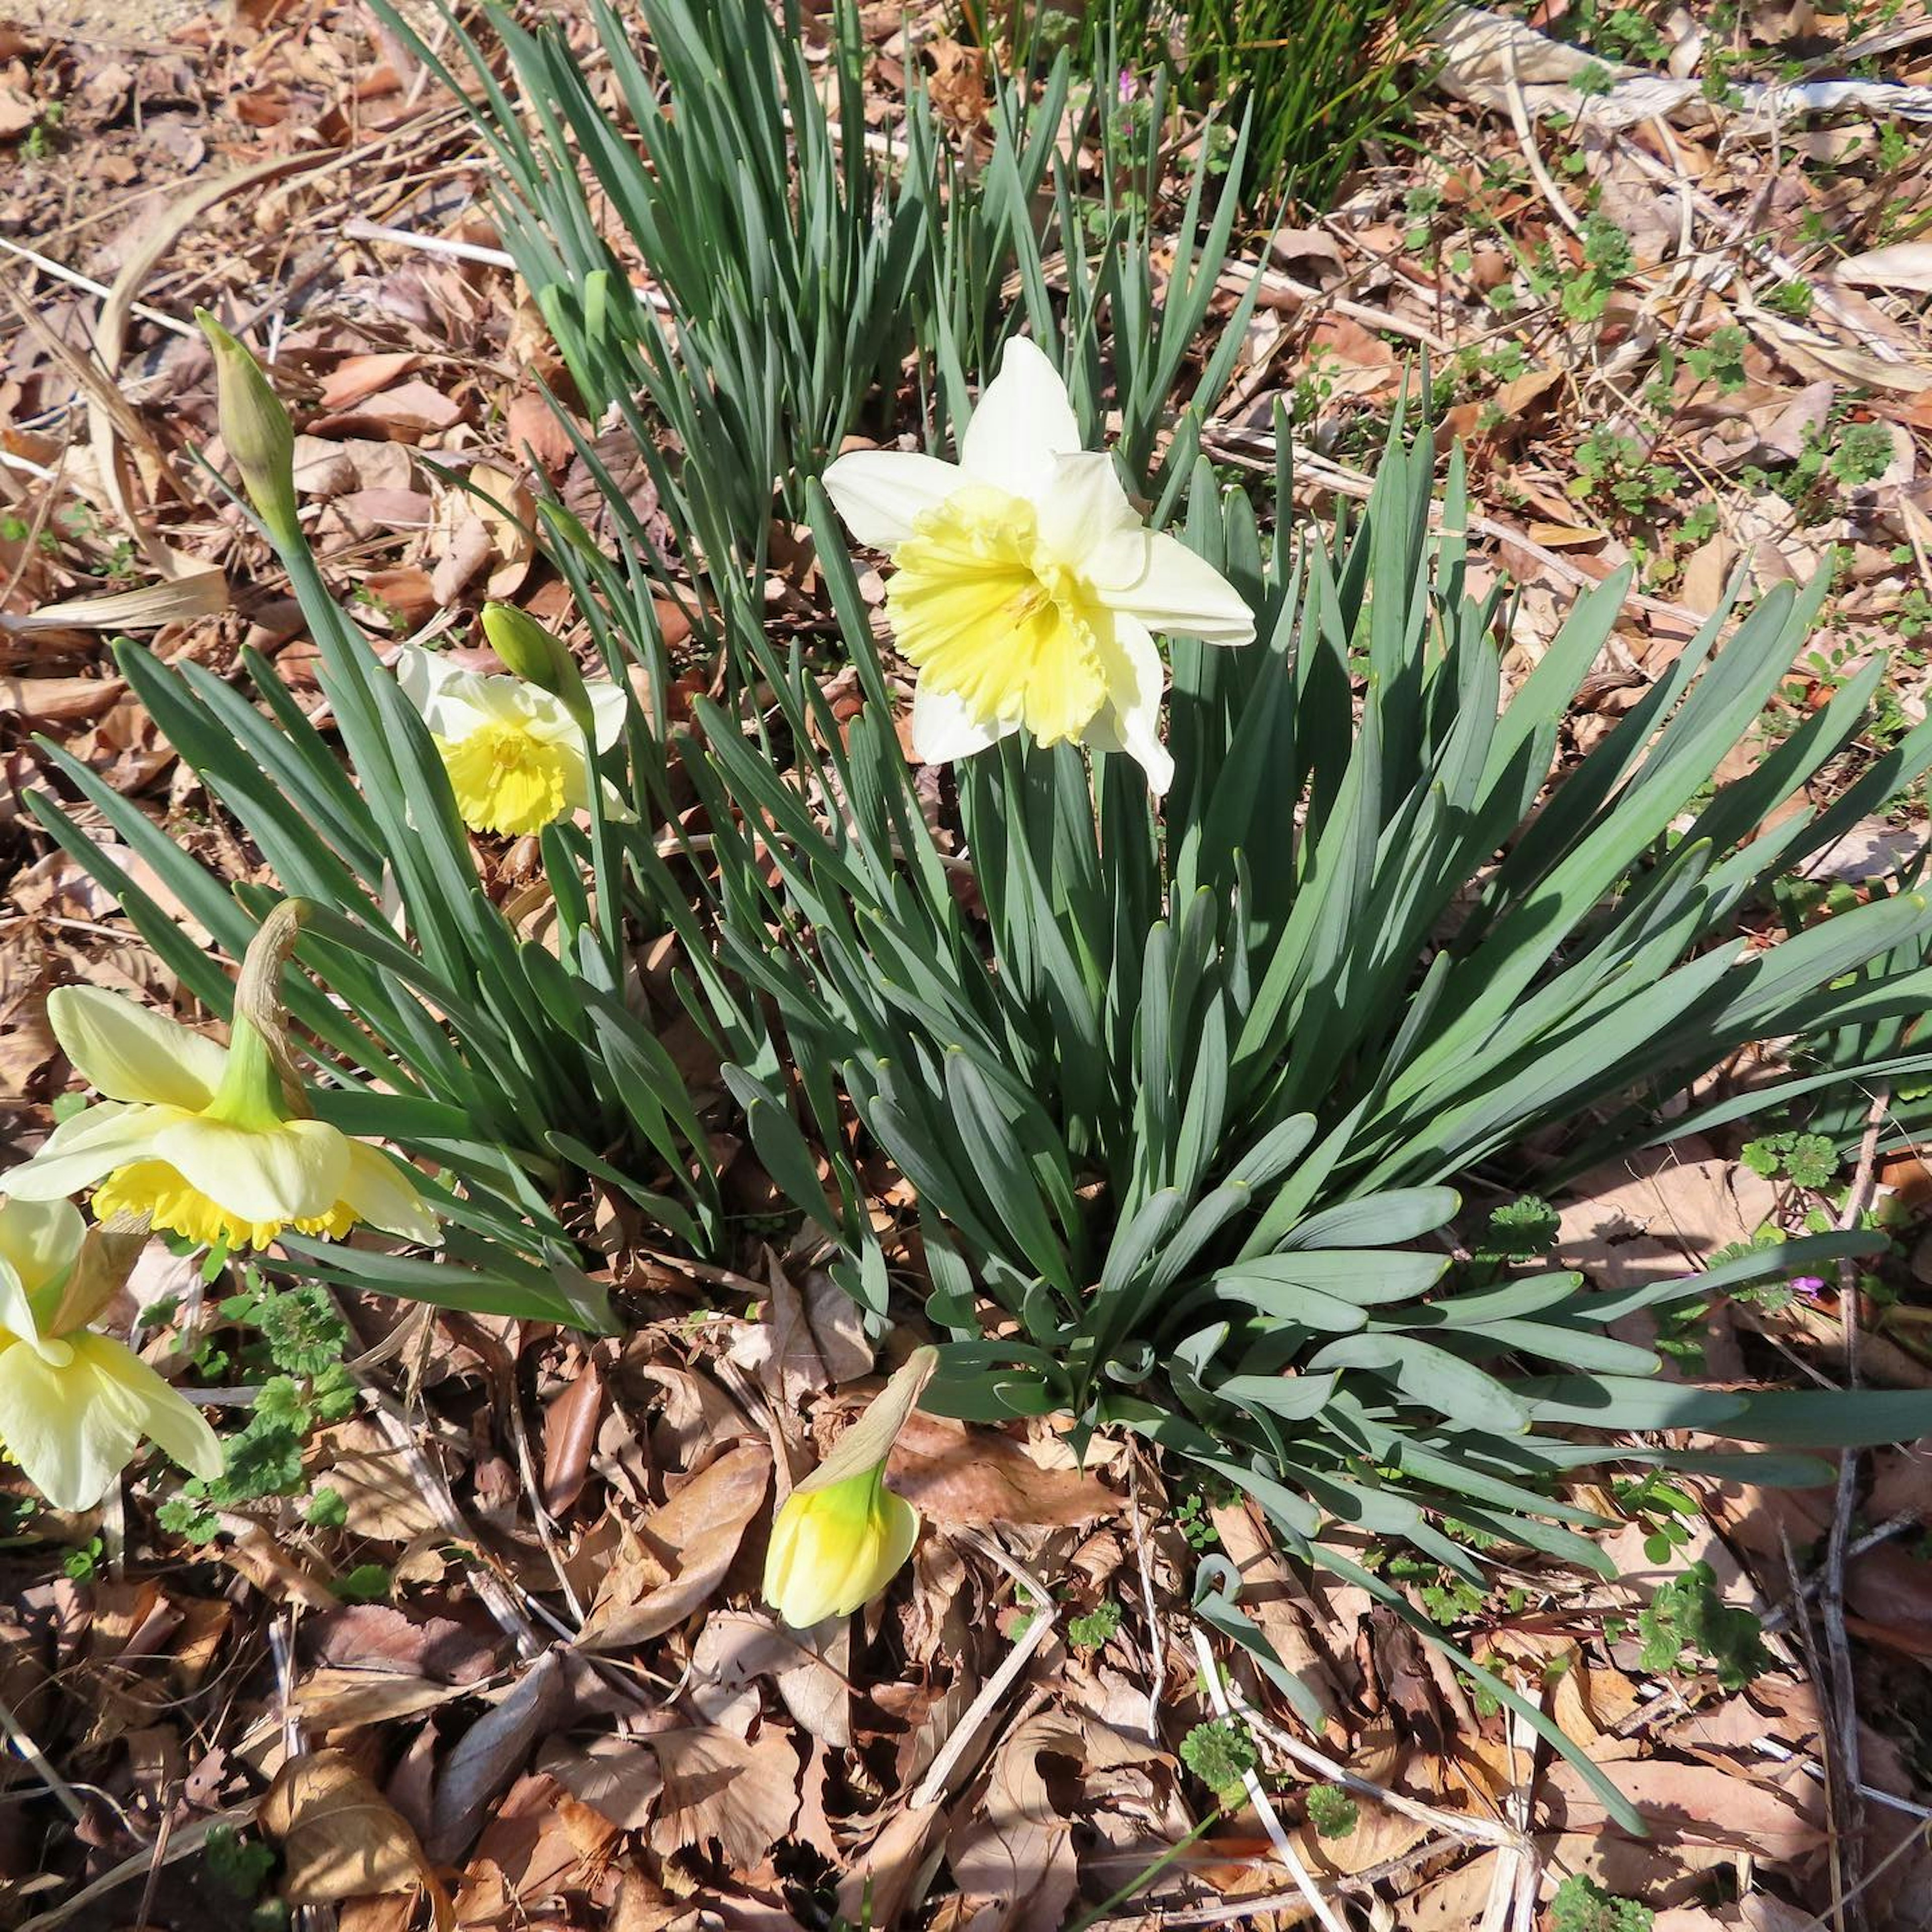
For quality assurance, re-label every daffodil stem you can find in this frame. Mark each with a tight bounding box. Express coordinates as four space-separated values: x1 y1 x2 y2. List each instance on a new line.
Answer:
228 901 312 1113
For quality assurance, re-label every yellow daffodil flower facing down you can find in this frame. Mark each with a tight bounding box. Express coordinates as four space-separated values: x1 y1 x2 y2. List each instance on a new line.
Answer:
0 1196 222 1511
396 642 629 839
763 1345 936 1629
5 908 440 1254
823 337 1256 793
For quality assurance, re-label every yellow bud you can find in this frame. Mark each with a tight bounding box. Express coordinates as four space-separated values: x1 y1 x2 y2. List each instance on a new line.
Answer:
481 602 590 724
761 1346 935 1628
195 309 299 542
763 1469 920 1628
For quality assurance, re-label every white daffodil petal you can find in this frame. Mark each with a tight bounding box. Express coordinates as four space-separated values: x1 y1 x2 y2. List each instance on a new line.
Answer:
1084 614 1174 795
0 1262 40 1348
823 450 962 550
910 680 1016 765
395 646 496 739
1034 451 1151 592
1106 532 1256 645
48 986 229 1109
0 1339 134 1512
338 1141 443 1246
75 1335 224 1481
151 1116 349 1224
2 1104 170 1200
0 1195 85 1302
959 337 1082 499
587 680 630 753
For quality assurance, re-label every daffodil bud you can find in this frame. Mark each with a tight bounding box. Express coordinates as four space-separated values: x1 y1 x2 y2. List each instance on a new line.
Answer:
196 309 300 544
763 1345 935 1628
481 602 592 729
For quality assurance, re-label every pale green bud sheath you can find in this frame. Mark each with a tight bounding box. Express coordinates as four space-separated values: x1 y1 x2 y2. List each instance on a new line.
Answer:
763 1345 936 1628
195 309 300 545
481 602 593 733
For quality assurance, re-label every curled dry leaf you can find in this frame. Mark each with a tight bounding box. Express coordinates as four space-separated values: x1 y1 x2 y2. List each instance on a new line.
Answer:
578 1439 771 1651
260 1748 453 1930
427 1650 571 1862
888 1412 1119 1530
943 1709 1085 1932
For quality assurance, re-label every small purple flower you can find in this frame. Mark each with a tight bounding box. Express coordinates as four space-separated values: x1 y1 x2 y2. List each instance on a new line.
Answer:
1118 67 1139 104
1791 1275 1826 1299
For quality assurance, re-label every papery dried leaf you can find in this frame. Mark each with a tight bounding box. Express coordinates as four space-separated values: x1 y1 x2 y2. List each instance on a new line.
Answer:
888 1411 1118 1528
943 1710 1082 1932
579 1441 771 1651
646 1726 798 1868
689 1608 850 1746
261 1749 452 1928
539 1734 666 1830
427 1650 570 1861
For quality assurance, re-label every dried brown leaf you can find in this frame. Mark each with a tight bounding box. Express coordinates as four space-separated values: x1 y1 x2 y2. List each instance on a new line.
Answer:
578 1440 771 1651
538 1734 665 1831
646 1725 798 1867
888 1412 1118 1530
260 1749 451 1928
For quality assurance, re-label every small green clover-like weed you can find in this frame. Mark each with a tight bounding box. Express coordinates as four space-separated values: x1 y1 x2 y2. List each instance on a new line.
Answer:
1068 1598 1123 1653
1611 1471 1700 1566
1557 214 1636 324
1385 1550 1486 1625
1173 1488 1222 1552
223 1278 352 1379
1473 1193 1561 1277
306 1487 349 1530
157 1273 360 1544
1305 1783 1358 1839
1637 1562 1773 1692
1742 1130 1838 1190
1830 421 1896 489
1550 1872 1653 1932
334 1562 393 1603
1685 325 1749 393
63 1535 105 1582
206 1822 277 1898
1180 1719 1257 1800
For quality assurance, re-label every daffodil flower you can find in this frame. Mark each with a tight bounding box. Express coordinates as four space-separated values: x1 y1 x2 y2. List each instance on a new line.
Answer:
823 338 1255 792
6 910 439 1253
763 1345 935 1628
0 1196 222 1511
396 645 629 839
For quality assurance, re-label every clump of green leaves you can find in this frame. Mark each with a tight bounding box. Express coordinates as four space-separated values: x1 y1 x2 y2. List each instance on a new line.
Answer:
1611 1470 1701 1565
1636 1562 1774 1691
1180 1718 1258 1799
206 1824 277 1899
1068 1598 1124 1651
1741 1130 1837 1189
156 1278 360 1546
1305 1783 1358 1838
1550 1873 1653 1932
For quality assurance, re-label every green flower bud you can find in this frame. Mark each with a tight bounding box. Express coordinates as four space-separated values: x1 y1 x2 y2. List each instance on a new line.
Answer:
481 602 592 730
195 309 299 543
